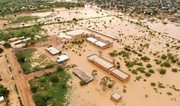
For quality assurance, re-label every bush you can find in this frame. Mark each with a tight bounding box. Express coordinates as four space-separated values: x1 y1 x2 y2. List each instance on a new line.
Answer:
146 64 152 68
123 88 126 93
159 69 166 75
163 61 171 67
155 60 161 65
126 61 135 68
172 68 177 72
79 80 87 86
0 84 9 97
136 76 142 81
141 56 150 62
167 92 172 96
33 93 51 106
132 69 138 74
3 42 11 48
177 61 180 65
158 83 165 88
150 82 156 86
0 48 3 53
30 85 38 93
161 54 167 59
50 75 59 83
44 64 54 69
149 69 154 73
108 84 113 88
56 66 64 72
145 72 151 77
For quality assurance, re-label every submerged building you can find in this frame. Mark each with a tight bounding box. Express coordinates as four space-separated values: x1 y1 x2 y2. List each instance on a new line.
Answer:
87 54 130 82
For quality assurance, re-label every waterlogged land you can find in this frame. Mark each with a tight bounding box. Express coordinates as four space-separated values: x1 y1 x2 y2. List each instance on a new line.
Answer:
0 2 180 106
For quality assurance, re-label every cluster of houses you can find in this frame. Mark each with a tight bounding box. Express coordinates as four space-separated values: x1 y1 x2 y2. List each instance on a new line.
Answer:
8 37 31 49
45 28 130 103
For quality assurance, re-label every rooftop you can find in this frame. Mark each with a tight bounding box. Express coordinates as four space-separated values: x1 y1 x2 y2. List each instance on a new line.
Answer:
111 93 122 101
66 29 85 36
110 68 129 80
46 47 60 55
73 68 94 83
0 96 4 102
87 54 114 69
57 54 69 63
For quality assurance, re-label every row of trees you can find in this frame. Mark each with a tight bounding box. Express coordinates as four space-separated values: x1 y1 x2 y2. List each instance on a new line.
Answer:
0 1 84 16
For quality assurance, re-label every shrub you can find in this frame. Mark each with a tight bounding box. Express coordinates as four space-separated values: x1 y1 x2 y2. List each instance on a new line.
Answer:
172 68 177 72
145 72 151 77
141 56 150 62
177 61 180 65
149 69 154 73
3 42 11 48
117 64 120 69
50 75 59 83
136 76 142 81
132 69 138 74
126 61 135 68
159 69 166 75
163 61 171 67
79 80 87 86
56 66 64 72
155 60 161 65
30 85 38 93
108 84 113 88
0 48 3 53
161 54 167 59
167 92 172 96
44 64 54 69
158 83 165 88
146 64 152 68
150 82 156 86
123 88 126 93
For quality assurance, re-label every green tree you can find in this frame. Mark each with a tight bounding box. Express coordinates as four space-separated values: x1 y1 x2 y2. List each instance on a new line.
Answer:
0 84 9 97
50 75 59 83
56 66 64 72
3 42 11 48
0 48 3 53
159 69 166 75
161 54 167 59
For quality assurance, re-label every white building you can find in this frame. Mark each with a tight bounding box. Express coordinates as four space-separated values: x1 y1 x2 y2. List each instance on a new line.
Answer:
111 93 122 102
46 47 60 55
0 96 5 103
57 54 69 63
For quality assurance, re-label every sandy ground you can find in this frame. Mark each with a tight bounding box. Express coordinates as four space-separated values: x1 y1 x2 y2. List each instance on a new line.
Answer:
0 5 180 106
31 34 180 106
32 6 180 106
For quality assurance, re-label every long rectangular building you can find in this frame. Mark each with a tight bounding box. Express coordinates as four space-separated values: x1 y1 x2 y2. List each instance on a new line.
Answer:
87 54 130 82
73 68 94 83
87 54 114 71
86 36 112 49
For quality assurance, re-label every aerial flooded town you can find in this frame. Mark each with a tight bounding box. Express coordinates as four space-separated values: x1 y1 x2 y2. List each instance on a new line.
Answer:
0 0 179 106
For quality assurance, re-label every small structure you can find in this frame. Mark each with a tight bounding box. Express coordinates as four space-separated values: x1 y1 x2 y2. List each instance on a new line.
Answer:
87 54 130 82
8 37 19 42
66 29 85 39
86 36 112 49
87 54 114 71
109 68 130 82
0 96 5 103
57 54 69 63
0 41 5 45
58 33 72 40
111 92 122 102
73 68 94 83
10 37 31 49
46 47 60 55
